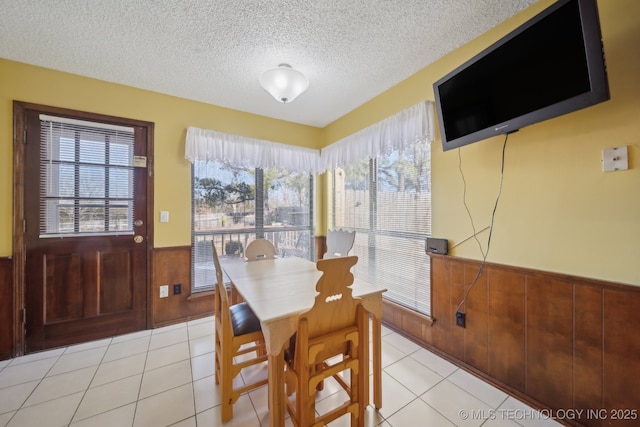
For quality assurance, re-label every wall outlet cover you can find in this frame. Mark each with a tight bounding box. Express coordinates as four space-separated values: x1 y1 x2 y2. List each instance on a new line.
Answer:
456 311 466 328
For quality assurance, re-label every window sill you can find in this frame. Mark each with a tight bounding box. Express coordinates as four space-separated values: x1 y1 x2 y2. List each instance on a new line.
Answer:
382 298 434 326
187 290 214 301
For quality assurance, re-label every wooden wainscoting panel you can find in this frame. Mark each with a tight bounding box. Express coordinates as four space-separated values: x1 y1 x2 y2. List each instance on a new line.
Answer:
0 257 13 360
152 246 214 327
382 298 401 327
487 266 526 392
431 255 453 353
374 254 640 427
315 235 326 261
602 287 640 426
526 275 574 411
449 260 466 361
574 283 604 427
463 261 489 372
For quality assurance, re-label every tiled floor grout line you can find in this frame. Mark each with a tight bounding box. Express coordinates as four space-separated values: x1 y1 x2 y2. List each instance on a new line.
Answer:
66 340 110 426
129 326 155 427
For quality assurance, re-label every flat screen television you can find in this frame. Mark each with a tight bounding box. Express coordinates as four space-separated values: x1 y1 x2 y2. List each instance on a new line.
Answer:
433 0 610 151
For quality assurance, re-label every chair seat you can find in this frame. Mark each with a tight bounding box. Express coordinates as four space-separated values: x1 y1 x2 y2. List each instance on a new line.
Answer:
230 302 261 336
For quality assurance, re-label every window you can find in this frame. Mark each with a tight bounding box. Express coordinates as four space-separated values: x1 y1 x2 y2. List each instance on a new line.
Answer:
39 115 135 237
191 160 314 293
333 139 432 315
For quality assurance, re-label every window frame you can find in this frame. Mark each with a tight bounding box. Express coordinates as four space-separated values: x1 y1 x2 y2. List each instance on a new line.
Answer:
191 161 315 294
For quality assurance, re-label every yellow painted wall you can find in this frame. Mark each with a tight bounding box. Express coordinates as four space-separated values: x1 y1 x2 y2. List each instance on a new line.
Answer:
323 0 640 286
0 59 322 251
1 0 638 286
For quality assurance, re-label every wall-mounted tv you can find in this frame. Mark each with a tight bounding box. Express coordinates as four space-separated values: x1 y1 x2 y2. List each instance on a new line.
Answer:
433 0 610 151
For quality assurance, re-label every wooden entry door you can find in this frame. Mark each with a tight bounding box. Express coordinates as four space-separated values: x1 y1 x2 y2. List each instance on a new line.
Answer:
15 102 153 354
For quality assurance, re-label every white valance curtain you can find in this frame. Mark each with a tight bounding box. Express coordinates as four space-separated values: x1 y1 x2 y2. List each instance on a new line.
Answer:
319 101 434 172
185 127 321 173
184 100 433 173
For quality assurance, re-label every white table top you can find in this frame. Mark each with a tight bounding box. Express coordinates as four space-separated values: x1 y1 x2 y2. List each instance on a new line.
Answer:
221 257 387 325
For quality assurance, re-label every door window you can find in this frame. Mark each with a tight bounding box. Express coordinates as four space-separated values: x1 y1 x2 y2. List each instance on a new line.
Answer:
39 115 135 237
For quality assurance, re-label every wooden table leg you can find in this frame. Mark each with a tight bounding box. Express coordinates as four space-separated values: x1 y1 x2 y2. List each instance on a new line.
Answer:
372 314 382 409
361 294 384 410
362 312 370 407
268 352 285 427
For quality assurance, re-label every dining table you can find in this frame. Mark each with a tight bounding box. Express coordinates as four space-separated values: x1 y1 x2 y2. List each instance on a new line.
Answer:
221 256 387 427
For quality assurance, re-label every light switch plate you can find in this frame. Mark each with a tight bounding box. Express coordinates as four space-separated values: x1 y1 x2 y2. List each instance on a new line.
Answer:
160 211 169 223
160 285 169 298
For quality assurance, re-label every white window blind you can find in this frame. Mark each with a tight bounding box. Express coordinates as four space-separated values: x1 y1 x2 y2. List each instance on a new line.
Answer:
331 101 433 316
334 144 432 315
39 115 135 237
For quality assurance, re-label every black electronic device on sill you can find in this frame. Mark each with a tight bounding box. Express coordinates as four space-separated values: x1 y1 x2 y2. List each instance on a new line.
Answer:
425 238 448 255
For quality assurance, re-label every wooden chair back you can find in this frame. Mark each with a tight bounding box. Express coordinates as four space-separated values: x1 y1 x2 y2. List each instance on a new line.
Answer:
304 255 360 339
285 255 366 426
324 228 356 259
212 243 230 327
245 238 277 261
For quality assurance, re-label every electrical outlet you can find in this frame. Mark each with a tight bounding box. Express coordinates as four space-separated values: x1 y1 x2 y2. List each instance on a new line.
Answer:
159 285 169 298
456 311 466 328
173 283 182 295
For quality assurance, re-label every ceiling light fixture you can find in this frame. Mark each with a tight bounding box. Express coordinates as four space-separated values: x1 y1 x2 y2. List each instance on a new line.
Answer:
259 64 309 104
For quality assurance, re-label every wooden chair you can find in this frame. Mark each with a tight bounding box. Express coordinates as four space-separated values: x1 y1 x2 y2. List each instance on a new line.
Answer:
323 228 356 259
245 238 277 261
284 255 367 427
212 243 268 422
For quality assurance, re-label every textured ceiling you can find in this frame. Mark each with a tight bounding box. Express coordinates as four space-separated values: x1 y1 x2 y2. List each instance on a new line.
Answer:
0 0 536 128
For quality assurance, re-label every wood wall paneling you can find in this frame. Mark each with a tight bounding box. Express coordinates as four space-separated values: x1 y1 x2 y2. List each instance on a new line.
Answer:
152 246 214 327
431 255 452 353
0 258 13 359
487 267 526 392
448 261 466 361
574 284 604 427
602 288 640 427
526 276 574 411
463 262 488 372
316 235 326 261
384 255 640 427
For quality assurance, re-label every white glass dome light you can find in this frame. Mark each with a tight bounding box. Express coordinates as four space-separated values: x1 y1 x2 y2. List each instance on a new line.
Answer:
259 64 309 104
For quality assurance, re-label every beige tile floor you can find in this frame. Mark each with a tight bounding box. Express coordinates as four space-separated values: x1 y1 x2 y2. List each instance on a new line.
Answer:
0 317 562 427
